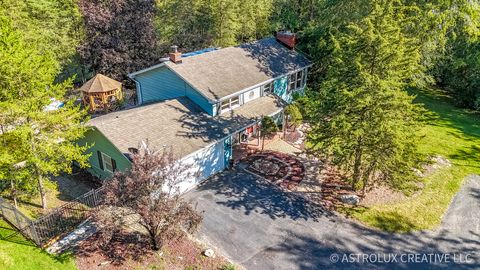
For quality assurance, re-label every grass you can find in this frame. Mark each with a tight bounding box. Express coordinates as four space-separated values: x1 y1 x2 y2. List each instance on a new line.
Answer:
0 218 76 270
342 87 480 232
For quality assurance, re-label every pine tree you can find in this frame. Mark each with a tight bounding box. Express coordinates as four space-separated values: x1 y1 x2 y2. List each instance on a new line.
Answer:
261 116 279 150
307 0 426 192
0 14 89 210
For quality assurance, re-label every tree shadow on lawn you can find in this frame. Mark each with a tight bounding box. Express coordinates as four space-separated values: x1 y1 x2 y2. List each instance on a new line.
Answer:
195 169 335 222
412 88 480 140
449 145 480 169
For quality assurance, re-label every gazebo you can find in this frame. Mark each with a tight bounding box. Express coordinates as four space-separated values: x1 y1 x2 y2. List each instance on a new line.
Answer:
80 74 123 112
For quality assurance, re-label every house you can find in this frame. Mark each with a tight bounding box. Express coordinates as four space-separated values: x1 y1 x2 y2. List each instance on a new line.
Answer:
77 32 312 193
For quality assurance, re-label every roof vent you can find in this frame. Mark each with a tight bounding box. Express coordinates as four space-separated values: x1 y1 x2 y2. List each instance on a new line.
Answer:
169 45 182 63
276 31 296 49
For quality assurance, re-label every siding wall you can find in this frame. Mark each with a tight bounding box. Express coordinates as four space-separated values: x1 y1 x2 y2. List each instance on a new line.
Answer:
185 84 216 115
135 66 215 115
174 140 226 193
77 128 132 180
274 76 291 103
79 127 226 192
136 67 186 103
242 86 261 104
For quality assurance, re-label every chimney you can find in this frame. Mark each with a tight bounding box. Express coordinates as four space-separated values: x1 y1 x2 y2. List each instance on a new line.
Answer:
169 45 182 63
276 31 296 49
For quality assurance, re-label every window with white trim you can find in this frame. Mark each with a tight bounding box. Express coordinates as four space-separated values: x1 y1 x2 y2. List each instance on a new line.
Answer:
230 96 240 108
288 68 307 92
219 95 241 113
263 82 273 94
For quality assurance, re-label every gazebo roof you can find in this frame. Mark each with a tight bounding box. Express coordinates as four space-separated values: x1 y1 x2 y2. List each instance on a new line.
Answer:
80 74 122 93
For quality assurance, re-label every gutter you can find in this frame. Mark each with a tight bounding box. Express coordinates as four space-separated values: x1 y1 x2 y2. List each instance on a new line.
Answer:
218 64 313 102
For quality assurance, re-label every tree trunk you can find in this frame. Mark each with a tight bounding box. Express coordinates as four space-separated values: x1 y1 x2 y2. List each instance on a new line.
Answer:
352 143 363 190
37 174 47 210
261 134 266 151
10 180 18 209
148 229 159 250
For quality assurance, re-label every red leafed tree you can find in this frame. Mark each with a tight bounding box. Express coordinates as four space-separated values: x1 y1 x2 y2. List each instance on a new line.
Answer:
77 0 160 81
93 146 202 251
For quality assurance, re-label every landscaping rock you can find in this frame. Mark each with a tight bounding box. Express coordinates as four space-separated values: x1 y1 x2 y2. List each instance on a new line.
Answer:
203 248 215 258
340 194 360 205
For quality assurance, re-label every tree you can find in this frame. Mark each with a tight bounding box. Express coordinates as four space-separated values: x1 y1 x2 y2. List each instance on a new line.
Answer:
260 116 279 150
156 0 273 51
93 146 202 251
0 0 84 82
0 13 90 210
433 1 480 110
284 103 303 131
78 0 160 81
306 0 426 192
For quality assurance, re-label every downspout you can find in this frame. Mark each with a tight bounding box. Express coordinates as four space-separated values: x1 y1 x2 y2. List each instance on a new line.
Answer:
128 75 143 105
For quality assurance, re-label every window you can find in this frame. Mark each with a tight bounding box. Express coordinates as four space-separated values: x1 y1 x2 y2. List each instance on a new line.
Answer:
288 68 307 92
288 73 296 92
296 70 304 89
263 82 273 94
220 95 241 113
230 96 240 108
98 151 116 173
220 100 230 111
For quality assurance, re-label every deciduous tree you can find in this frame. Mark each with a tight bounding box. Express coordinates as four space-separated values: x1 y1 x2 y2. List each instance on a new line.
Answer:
78 0 160 80
93 146 202 251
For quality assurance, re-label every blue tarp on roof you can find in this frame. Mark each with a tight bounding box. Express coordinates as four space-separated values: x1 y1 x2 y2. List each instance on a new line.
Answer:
182 48 218 58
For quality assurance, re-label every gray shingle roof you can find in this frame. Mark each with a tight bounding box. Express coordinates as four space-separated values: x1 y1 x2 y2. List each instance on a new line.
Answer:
88 95 285 158
165 38 311 100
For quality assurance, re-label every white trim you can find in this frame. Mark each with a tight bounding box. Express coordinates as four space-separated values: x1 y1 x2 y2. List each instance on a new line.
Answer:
128 62 167 78
128 60 312 105
217 64 313 102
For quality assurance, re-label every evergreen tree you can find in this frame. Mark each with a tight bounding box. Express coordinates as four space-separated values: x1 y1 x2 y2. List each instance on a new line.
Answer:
307 0 426 192
284 103 303 131
0 0 84 82
261 116 279 150
0 14 89 210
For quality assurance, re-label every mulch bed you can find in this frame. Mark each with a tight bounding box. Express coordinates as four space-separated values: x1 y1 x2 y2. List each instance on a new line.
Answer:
242 151 305 190
75 231 229 270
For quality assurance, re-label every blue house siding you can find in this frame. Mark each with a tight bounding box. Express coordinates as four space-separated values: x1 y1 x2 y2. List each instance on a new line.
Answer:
135 66 187 104
185 83 216 115
274 76 291 103
134 66 216 115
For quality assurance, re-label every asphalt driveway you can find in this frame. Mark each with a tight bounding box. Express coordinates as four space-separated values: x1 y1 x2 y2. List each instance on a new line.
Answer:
185 170 480 269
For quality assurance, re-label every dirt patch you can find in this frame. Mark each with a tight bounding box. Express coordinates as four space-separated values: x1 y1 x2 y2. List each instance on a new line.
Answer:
75 231 231 270
360 185 407 206
418 155 452 177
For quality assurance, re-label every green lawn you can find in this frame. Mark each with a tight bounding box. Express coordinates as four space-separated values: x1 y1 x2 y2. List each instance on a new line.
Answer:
0 218 76 270
343 88 480 232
